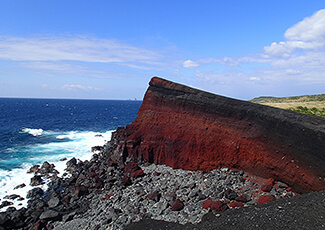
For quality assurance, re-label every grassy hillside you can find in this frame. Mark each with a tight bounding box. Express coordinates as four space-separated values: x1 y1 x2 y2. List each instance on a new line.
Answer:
250 94 325 118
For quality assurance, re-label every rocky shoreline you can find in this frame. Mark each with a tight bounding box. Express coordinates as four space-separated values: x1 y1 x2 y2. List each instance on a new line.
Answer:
0 143 296 230
1 77 325 229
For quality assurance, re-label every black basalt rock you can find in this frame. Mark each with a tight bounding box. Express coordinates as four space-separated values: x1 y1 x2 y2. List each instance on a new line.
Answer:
30 175 44 186
0 201 13 209
26 187 44 199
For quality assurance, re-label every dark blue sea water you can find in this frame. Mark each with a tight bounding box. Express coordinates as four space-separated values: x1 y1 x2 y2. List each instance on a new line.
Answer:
0 98 141 210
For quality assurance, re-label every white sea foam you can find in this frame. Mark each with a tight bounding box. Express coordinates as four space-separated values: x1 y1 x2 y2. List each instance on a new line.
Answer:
21 128 44 136
0 129 113 212
56 135 69 139
0 165 47 211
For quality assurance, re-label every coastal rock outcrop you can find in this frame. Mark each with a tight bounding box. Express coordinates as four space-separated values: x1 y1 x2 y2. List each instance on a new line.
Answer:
109 77 325 193
3 77 325 229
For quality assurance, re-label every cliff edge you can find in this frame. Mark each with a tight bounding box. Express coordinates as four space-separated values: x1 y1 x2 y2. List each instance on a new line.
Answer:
109 77 325 193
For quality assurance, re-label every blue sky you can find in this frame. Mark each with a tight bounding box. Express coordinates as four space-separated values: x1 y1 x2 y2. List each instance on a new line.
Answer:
1 0 325 100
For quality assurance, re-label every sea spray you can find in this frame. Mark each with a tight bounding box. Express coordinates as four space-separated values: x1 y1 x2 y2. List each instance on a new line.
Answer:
0 129 112 211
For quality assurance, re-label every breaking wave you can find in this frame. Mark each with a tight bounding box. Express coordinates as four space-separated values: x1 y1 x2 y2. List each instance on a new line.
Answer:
0 128 113 211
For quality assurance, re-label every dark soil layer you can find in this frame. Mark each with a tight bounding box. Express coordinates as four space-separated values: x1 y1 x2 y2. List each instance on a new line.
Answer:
125 189 325 230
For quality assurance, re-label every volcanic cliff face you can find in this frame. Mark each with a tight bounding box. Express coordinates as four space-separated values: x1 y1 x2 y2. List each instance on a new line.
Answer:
109 77 325 193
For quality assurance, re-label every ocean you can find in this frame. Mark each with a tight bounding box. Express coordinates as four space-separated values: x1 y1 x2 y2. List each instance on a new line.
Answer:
0 98 142 211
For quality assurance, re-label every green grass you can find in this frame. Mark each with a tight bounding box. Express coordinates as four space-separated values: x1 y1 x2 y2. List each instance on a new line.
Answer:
288 106 325 118
250 94 325 118
250 94 325 103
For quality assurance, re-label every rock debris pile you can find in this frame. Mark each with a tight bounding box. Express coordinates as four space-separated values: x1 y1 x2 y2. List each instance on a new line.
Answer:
53 161 295 230
0 150 295 230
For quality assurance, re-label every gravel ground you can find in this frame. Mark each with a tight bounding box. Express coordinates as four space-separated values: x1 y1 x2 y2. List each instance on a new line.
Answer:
125 189 325 230
53 164 296 230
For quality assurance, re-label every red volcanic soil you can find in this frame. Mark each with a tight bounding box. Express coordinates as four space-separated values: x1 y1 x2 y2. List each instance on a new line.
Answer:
109 77 325 193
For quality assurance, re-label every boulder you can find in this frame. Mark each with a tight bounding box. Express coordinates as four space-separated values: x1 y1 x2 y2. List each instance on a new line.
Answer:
210 201 228 212
39 210 60 221
66 157 78 172
41 161 51 170
202 199 228 212
66 157 77 167
171 199 184 211
257 195 275 205
30 175 44 186
202 199 213 210
229 200 244 208
48 197 60 208
27 165 40 174
235 194 250 203
27 187 44 199
14 183 26 190
0 201 13 209
261 178 275 192
261 183 274 192
3 194 20 200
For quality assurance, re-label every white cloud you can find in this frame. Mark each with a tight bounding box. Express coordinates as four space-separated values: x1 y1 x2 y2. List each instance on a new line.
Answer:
183 57 239 68
20 62 76 72
264 9 325 57
264 41 322 57
249 77 260 81
196 70 247 84
0 36 162 67
19 61 125 79
196 9 325 89
0 35 179 83
286 69 301 75
183 60 199 68
214 57 239 66
61 84 102 91
285 9 325 41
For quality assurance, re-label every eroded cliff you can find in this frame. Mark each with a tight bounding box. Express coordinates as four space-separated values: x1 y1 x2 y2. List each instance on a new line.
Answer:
109 77 325 193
